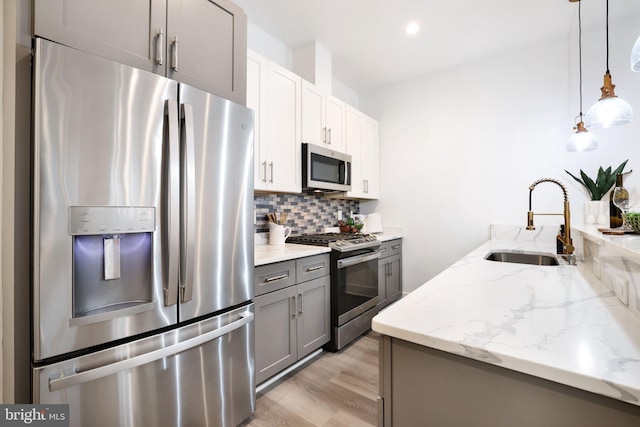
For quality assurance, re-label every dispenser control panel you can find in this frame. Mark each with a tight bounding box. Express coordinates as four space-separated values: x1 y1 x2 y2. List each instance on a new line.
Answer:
69 206 155 235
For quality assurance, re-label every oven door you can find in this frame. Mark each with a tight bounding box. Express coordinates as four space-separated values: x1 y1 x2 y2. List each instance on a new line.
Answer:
335 249 380 326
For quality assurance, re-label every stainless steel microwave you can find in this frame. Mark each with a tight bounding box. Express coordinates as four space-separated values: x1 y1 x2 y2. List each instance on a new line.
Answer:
302 143 352 192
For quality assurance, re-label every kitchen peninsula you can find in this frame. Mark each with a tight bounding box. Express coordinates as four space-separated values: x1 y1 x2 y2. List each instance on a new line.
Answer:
373 225 640 427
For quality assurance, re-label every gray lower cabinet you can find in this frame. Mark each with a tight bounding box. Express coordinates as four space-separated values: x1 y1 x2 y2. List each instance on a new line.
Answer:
33 0 247 105
379 336 640 427
377 239 402 310
254 254 330 384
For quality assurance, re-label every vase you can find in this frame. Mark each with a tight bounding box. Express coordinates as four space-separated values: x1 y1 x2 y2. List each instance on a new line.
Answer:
595 200 609 225
586 200 608 225
585 201 596 224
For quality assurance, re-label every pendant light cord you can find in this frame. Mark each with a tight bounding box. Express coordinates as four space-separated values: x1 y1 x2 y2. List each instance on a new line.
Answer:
579 0 584 117
606 0 610 73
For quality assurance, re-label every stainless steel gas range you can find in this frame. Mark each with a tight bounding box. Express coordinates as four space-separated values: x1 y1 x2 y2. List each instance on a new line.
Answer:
287 233 380 350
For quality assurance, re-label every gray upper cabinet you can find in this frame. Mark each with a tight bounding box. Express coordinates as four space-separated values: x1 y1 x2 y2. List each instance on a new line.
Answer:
34 0 247 105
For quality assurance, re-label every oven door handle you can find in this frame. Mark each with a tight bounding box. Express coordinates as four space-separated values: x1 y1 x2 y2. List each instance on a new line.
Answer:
337 252 380 269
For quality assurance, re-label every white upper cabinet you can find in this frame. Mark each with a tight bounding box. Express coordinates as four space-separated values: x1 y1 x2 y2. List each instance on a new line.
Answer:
346 106 379 199
248 50 302 193
325 96 346 151
34 0 247 105
249 51 377 197
301 80 346 152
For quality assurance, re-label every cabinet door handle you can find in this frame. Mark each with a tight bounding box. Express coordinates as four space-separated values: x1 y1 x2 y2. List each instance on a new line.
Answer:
390 262 393 275
171 36 179 72
262 161 267 182
327 128 332 145
391 245 401 250
269 162 274 183
291 295 297 318
305 264 324 272
156 28 164 65
265 273 288 282
322 127 327 144
298 292 304 315
386 262 391 276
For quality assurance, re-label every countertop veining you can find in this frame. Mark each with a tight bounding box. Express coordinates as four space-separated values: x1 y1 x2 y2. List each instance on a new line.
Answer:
373 225 640 407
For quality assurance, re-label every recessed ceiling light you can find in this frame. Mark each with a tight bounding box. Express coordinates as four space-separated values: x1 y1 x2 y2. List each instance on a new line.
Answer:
406 22 419 35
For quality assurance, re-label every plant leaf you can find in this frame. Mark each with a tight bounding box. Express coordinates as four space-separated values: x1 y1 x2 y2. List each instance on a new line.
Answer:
580 170 598 200
602 160 631 197
612 159 629 177
564 169 586 187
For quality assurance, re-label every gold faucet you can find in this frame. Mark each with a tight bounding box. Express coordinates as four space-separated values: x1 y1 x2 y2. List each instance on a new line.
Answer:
526 178 575 264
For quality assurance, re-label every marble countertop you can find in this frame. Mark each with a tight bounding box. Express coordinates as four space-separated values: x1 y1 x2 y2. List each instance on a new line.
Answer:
371 227 404 242
254 227 403 266
575 224 640 264
372 225 640 407
255 243 331 266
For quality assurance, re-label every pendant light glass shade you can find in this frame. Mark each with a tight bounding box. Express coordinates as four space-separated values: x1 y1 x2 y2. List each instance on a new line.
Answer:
631 35 640 72
566 121 598 152
584 72 633 129
585 0 632 129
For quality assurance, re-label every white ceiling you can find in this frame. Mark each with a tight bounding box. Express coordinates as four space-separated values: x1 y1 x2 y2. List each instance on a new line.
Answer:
233 0 640 92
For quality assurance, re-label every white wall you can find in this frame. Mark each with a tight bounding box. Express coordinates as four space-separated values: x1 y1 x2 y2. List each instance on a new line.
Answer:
360 15 640 293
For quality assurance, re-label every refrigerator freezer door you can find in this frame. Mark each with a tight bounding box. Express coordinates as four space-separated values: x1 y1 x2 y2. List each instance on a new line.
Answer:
178 84 254 321
34 304 255 427
33 39 179 360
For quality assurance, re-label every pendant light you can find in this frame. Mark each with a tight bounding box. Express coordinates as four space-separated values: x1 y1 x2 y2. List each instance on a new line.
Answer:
631 35 640 71
567 0 598 152
584 0 633 129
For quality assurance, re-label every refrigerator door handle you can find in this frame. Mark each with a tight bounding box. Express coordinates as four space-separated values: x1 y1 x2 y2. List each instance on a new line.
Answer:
165 99 180 307
180 103 196 303
48 311 254 392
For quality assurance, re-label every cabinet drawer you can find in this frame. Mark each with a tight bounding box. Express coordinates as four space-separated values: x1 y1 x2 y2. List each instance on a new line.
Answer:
255 260 296 296
388 239 402 256
296 254 330 283
378 242 390 259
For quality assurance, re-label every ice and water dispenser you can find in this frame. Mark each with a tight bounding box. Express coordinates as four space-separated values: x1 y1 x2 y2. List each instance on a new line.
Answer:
69 206 155 323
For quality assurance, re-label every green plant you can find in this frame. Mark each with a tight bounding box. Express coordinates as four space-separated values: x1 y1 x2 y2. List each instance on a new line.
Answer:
564 160 630 201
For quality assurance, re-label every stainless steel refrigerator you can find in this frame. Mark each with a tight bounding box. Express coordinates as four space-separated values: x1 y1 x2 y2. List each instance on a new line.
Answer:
31 38 255 427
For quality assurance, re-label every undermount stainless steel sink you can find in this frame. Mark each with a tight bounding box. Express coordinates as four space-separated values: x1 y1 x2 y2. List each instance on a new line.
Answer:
485 251 559 266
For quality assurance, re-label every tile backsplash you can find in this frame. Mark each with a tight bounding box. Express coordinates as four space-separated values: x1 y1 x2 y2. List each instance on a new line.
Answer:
254 192 359 236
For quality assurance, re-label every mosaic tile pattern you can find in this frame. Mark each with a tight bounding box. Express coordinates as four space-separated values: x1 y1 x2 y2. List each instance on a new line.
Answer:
254 191 360 236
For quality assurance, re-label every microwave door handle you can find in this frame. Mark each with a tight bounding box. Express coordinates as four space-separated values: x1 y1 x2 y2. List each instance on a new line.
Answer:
164 99 180 307
48 312 254 392
343 162 349 186
180 103 196 303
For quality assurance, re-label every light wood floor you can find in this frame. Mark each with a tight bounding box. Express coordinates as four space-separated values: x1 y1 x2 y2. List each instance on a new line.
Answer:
240 332 379 427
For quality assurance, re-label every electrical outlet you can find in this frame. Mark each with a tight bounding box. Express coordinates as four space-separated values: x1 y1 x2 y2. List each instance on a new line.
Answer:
592 257 602 280
337 210 342 220
613 274 629 306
